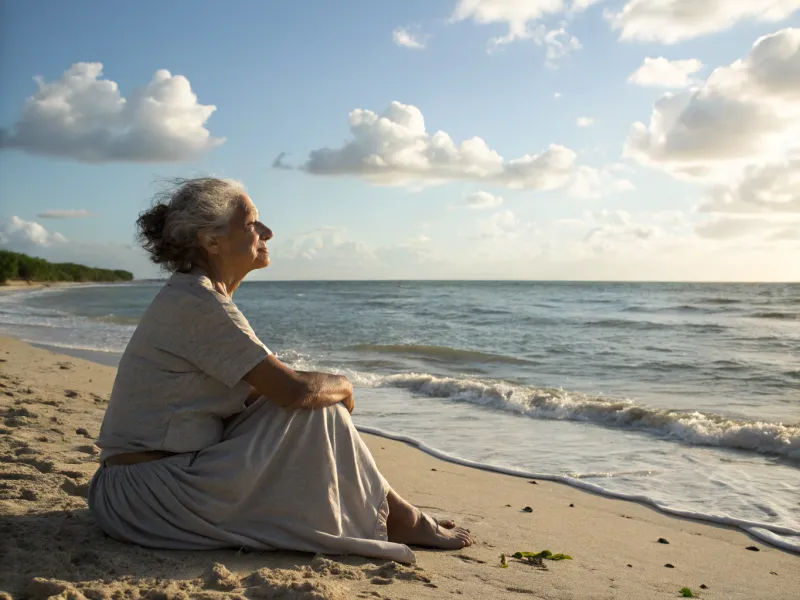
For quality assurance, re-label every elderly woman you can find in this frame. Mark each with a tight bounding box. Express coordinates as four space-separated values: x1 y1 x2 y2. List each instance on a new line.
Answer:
88 178 473 563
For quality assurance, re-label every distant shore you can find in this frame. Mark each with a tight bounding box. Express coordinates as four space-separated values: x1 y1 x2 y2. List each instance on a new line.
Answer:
0 280 134 292
0 335 797 600
0 280 89 292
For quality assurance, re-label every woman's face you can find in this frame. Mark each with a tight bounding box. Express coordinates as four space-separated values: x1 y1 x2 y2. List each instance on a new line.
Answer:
215 195 273 275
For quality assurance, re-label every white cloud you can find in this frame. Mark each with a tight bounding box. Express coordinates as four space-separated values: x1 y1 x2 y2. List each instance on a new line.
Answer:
0 216 66 247
259 226 441 280
0 62 223 163
554 91 562 99
302 101 632 196
451 0 567 41
607 0 800 44
571 0 604 11
625 28 800 181
449 1 582 65
699 155 800 213
695 215 800 240
479 209 533 240
541 28 582 67
628 57 703 88
567 166 636 198
393 27 426 49
576 116 594 127
406 234 431 245
458 191 504 210
36 209 95 219
582 209 658 246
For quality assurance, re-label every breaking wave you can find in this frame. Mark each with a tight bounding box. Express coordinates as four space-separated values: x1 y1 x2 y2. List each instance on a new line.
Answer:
349 371 800 459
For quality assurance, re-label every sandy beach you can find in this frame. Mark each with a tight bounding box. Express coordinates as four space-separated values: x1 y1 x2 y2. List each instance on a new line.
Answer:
0 282 93 292
0 335 797 600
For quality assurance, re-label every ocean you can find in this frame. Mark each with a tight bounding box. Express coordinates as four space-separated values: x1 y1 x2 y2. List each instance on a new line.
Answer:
1 280 798 551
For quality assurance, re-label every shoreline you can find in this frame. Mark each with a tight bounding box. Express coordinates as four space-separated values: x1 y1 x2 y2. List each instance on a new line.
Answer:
4 333 799 551
0 280 90 292
1 336 798 599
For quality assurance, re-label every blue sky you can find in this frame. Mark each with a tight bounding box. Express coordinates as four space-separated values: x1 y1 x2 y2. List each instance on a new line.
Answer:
1 0 799 281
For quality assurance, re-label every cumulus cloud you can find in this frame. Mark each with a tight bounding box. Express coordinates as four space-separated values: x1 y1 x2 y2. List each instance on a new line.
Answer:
624 28 800 181
699 155 800 214
271 152 293 170
479 209 533 240
607 0 800 44
0 216 67 247
451 0 566 40
577 210 684 253
576 116 594 127
628 57 703 88
36 209 95 219
393 27 426 49
301 101 632 196
449 0 582 65
567 166 636 199
458 191 504 210
0 62 223 163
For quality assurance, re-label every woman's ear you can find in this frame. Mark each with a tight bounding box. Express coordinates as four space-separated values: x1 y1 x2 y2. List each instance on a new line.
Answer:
198 232 221 255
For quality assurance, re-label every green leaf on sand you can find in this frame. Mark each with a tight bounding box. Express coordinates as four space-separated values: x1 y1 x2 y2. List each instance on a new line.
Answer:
500 554 508 568
512 550 573 561
680 588 695 598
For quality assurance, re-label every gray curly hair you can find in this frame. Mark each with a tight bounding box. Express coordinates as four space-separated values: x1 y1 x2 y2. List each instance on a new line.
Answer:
136 177 247 272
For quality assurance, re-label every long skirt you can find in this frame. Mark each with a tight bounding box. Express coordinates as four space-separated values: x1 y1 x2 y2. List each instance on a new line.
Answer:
88 399 416 563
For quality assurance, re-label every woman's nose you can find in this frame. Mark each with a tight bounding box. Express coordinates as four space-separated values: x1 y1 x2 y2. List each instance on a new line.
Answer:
258 223 273 240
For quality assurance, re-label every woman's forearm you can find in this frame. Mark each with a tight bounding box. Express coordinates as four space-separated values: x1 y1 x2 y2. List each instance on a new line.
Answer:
294 371 353 409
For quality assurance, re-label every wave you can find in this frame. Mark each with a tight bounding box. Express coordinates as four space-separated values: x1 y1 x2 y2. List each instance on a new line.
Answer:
698 298 741 305
585 319 725 333
355 425 800 552
750 311 798 321
350 371 800 459
624 304 725 315
349 343 535 366
12 337 123 355
92 314 141 326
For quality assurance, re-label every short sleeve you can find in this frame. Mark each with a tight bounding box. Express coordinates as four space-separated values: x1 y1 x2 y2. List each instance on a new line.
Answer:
159 286 271 388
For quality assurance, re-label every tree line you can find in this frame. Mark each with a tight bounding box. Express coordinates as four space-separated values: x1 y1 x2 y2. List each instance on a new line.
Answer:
0 250 134 283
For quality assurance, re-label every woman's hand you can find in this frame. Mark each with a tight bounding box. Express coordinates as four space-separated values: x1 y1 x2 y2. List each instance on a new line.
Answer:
341 394 355 414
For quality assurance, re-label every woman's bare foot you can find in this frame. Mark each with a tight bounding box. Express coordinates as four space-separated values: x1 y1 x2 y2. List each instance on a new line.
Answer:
386 489 474 549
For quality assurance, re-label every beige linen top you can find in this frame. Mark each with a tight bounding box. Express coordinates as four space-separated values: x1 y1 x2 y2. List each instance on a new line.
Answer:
96 270 271 461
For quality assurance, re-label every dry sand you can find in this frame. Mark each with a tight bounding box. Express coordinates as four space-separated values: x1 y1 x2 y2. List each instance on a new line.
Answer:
0 335 797 600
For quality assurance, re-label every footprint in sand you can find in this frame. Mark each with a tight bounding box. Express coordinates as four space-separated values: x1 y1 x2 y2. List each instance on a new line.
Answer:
17 457 55 473
61 478 89 498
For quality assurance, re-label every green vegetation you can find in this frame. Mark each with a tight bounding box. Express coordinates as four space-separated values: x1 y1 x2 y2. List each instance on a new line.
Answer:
0 250 134 284
680 588 696 598
499 554 508 568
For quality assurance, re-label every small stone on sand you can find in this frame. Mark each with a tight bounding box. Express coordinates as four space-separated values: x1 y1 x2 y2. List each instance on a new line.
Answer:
657 538 670 544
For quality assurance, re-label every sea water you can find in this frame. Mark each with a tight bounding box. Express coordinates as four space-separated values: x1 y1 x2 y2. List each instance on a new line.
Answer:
1 280 798 550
